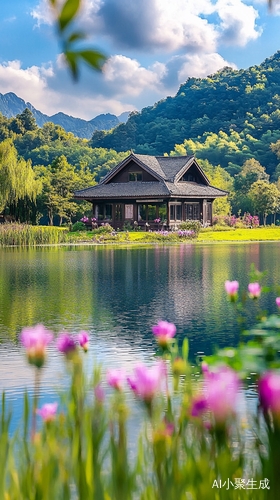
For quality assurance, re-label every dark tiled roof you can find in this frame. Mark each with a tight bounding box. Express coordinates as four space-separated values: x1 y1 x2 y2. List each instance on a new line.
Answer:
74 153 228 200
165 182 228 198
75 182 170 199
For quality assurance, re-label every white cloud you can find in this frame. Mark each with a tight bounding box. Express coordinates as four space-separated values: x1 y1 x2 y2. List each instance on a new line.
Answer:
217 0 262 46
177 53 237 82
103 55 165 97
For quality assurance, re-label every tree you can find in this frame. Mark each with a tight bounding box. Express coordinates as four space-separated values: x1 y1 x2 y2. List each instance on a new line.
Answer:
249 180 280 225
0 139 40 215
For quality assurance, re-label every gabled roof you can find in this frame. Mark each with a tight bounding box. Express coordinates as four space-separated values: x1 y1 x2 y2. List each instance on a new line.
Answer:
74 153 229 200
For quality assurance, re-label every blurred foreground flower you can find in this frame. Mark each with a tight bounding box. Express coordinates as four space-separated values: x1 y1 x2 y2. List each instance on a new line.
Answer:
77 331 89 352
259 371 280 417
191 366 239 424
106 368 126 391
94 383 105 402
36 402 58 423
276 297 280 308
127 361 165 403
152 321 176 348
248 282 261 299
20 324 53 368
225 280 239 301
57 333 76 356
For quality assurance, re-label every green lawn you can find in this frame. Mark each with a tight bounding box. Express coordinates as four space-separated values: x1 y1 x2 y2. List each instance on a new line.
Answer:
197 227 280 242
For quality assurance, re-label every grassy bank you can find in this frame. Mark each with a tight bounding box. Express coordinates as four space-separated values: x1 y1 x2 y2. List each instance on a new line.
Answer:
0 224 68 246
197 227 280 242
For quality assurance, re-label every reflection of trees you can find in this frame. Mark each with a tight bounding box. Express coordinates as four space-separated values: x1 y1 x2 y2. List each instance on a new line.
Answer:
0 243 280 357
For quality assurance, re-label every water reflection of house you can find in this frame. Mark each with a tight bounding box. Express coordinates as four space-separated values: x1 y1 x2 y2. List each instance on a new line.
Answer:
74 153 228 230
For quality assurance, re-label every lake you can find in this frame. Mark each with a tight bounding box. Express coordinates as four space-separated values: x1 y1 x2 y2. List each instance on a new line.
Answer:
0 241 280 430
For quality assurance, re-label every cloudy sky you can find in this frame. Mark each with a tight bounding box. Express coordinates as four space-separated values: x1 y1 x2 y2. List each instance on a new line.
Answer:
0 0 280 119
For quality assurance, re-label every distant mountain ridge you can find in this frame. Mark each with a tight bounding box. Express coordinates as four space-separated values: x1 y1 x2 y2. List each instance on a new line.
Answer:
0 92 130 139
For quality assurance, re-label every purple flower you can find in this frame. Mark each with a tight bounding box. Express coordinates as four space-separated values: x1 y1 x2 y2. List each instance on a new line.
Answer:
20 324 53 368
92 218 97 222
152 321 176 347
191 396 208 417
276 297 280 308
77 331 89 352
57 333 76 355
127 361 165 402
248 282 261 299
205 367 239 423
259 372 280 415
106 368 126 391
225 280 239 298
94 383 105 402
37 402 58 423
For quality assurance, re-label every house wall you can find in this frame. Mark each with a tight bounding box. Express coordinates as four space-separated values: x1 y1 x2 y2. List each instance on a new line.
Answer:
107 161 158 183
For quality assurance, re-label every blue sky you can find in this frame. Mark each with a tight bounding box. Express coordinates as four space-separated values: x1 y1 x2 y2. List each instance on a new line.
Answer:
0 0 280 120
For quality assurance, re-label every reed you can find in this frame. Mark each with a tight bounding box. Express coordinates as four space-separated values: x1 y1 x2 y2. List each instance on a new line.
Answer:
0 224 68 247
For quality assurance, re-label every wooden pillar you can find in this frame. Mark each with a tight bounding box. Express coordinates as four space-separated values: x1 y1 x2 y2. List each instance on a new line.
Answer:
167 201 170 228
145 204 149 221
210 201 213 226
203 199 207 225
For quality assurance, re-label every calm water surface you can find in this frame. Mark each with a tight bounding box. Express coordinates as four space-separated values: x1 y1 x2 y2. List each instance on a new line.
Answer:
0 242 279 429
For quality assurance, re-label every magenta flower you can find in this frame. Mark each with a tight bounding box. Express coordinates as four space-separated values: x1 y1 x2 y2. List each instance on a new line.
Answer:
191 396 208 417
152 321 176 347
248 282 261 298
259 372 280 415
94 383 105 402
36 402 58 423
20 324 53 368
106 368 126 391
127 361 165 402
224 280 239 298
77 331 89 352
276 297 280 308
57 333 76 355
205 367 239 423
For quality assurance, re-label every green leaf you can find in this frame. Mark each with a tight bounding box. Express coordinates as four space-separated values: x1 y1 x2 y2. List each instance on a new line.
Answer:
79 50 106 71
67 31 86 43
65 51 78 80
182 337 189 360
59 0 80 32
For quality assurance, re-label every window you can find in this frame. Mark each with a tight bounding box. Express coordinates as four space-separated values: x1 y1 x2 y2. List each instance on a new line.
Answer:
170 203 182 221
97 204 104 221
185 203 200 220
105 204 112 220
138 204 146 221
125 204 134 219
115 204 123 221
180 173 196 182
129 172 142 181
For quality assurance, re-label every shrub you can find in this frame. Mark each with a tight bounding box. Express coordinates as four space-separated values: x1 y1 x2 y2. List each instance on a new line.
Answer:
96 223 114 234
71 221 86 232
123 221 133 231
179 220 201 234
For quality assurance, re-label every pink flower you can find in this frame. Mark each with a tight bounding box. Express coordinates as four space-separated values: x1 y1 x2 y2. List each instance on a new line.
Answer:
224 280 239 297
127 361 165 402
57 333 76 355
206 367 239 423
20 324 53 368
77 331 89 352
152 321 176 347
201 362 209 374
94 383 105 402
106 368 126 390
248 282 261 298
37 402 58 423
191 396 208 417
276 297 280 308
258 372 280 415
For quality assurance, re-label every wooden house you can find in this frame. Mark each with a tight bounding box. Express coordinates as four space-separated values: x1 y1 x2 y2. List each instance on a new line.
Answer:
74 153 228 229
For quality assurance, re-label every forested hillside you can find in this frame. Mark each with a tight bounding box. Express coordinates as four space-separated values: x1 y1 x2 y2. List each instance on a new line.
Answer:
90 51 280 178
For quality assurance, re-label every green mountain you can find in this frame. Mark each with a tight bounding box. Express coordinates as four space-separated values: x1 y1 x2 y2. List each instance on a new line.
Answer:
0 92 129 139
89 51 280 177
